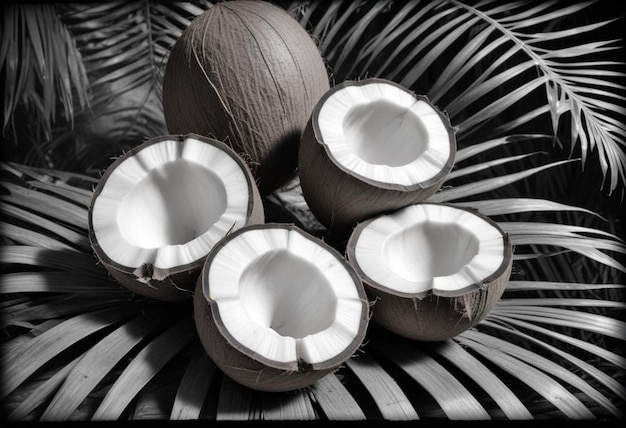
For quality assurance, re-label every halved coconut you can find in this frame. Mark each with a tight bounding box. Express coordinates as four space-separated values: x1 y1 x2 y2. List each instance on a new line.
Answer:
89 134 264 301
346 203 512 341
299 78 456 234
193 223 369 392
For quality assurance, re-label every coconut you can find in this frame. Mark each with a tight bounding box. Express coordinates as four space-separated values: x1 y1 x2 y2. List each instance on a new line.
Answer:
193 223 369 392
162 0 330 194
299 78 456 235
346 203 512 341
88 134 264 301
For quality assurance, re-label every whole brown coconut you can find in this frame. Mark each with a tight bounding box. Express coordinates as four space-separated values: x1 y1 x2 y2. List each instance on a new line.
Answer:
299 78 456 235
163 0 330 194
88 134 264 301
194 223 369 392
346 203 513 341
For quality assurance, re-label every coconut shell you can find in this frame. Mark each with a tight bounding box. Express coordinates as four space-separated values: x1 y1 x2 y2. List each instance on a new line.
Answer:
193 223 370 392
194 288 335 392
298 78 456 236
357 262 511 342
88 134 264 302
162 0 330 194
346 203 513 341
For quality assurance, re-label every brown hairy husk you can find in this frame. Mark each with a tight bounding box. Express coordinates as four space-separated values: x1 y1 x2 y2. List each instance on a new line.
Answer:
346 203 513 341
88 134 264 302
162 0 330 194
362 257 512 342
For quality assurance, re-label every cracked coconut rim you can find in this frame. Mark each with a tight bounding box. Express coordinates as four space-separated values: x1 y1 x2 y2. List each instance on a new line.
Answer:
349 203 510 297
90 135 252 274
203 224 368 368
317 79 453 188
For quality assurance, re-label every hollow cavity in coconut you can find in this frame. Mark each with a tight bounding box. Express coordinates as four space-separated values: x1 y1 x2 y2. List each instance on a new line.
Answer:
163 0 330 194
299 78 456 234
89 134 264 301
346 203 512 342
194 223 369 392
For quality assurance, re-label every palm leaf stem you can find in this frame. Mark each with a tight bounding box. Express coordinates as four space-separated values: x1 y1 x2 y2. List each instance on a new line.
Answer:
41 311 174 421
1 306 138 400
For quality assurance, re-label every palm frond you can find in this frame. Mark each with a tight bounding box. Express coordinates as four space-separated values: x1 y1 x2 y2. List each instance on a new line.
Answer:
433 340 533 419
2 2 214 173
484 321 625 409
0 272 116 295
1 306 138 400
214 377 253 420
169 346 216 420
40 312 171 421
453 198 603 218
45 1 215 173
386 343 492 419
431 158 577 202
507 280 625 291
457 331 604 419
345 354 418 420
259 390 318 420
7 355 82 421
484 314 626 375
91 317 197 421
308 373 367 420
291 0 626 194
0 245 104 277
1 3 90 142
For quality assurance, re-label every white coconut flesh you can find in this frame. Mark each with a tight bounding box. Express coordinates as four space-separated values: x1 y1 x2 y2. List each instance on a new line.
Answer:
317 81 452 186
91 137 250 273
206 227 365 367
352 204 507 295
